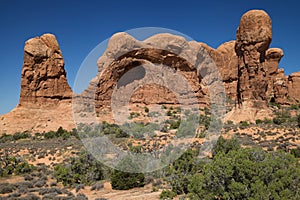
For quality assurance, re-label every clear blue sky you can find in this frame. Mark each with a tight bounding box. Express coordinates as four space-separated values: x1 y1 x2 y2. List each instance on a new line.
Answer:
0 0 299 114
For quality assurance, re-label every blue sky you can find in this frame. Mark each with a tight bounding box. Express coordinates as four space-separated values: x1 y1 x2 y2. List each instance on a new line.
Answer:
0 0 299 114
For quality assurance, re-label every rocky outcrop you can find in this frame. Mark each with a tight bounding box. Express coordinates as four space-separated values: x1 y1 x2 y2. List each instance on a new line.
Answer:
91 33 220 111
288 72 300 100
235 10 272 108
20 34 72 107
0 34 75 133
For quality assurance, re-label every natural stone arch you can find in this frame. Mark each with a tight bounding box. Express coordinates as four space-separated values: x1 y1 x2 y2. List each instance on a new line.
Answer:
94 48 205 113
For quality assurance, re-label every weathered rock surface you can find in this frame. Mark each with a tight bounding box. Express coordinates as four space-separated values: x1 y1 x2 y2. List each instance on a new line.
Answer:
76 32 223 121
20 33 72 107
0 34 75 133
288 72 300 100
235 10 272 107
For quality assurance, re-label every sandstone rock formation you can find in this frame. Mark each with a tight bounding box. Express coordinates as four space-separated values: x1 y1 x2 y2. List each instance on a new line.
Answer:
0 34 75 133
1 9 300 134
235 10 272 108
74 32 225 125
20 34 72 107
288 72 300 101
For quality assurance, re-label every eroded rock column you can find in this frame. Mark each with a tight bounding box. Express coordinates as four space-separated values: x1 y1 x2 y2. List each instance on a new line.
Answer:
235 10 272 108
20 34 72 107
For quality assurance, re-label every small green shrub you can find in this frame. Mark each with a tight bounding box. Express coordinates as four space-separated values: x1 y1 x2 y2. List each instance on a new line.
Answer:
160 190 177 199
54 151 104 186
273 117 286 125
110 156 145 190
12 132 30 140
169 119 181 129
255 119 263 124
291 147 300 158
0 133 13 143
212 136 240 157
239 121 249 127
0 155 34 177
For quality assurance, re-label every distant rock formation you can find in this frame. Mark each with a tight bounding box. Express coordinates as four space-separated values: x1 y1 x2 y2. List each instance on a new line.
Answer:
20 34 72 107
1 10 300 134
0 34 75 133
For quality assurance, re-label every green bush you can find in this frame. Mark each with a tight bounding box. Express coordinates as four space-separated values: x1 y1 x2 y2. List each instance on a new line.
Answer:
188 148 300 200
239 121 249 127
110 156 145 190
0 133 13 143
255 119 263 124
169 119 181 129
273 117 286 125
54 151 104 186
160 190 177 199
291 104 299 110
166 110 172 116
0 155 34 177
12 132 30 140
44 131 57 139
212 136 240 157
291 147 300 158
163 149 204 196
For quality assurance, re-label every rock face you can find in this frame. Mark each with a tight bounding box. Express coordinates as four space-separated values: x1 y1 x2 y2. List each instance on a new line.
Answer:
20 34 72 107
0 34 75 133
288 72 300 100
79 32 223 118
235 10 272 107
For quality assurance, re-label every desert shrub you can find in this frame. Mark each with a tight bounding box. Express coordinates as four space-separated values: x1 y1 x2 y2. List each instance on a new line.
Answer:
144 106 149 113
255 119 263 124
239 121 249 127
166 110 172 116
129 145 142 153
0 133 13 143
0 183 16 194
110 156 145 190
15 162 34 175
43 126 74 139
115 129 129 138
12 132 30 140
297 115 300 128
199 114 210 130
54 150 104 186
188 148 300 200
0 155 34 177
290 104 299 110
121 122 159 139
129 112 140 119
169 119 181 129
77 193 88 200
291 147 300 158
273 117 286 125
163 149 204 196
212 136 240 157
226 120 233 125
44 131 57 139
160 190 177 199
